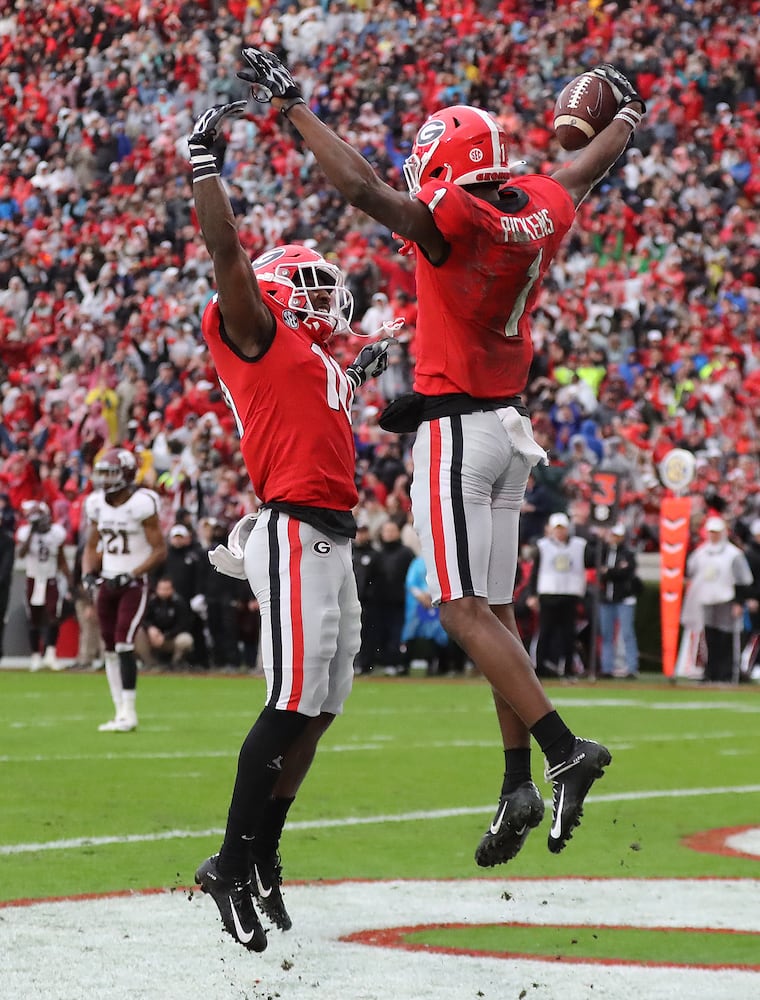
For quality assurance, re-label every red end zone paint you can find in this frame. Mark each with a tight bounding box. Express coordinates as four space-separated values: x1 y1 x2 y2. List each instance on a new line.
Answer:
0 886 182 909
684 825 760 861
342 922 760 971
1 873 755 908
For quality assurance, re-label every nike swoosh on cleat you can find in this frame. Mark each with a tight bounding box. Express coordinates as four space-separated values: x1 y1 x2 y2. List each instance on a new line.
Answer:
489 801 509 835
229 896 256 944
254 866 273 899
513 824 527 837
549 785 565 840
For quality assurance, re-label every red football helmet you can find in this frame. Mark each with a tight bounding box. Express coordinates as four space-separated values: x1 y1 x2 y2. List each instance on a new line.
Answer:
403 105 511 196
252 244 354 343
93 447 137 495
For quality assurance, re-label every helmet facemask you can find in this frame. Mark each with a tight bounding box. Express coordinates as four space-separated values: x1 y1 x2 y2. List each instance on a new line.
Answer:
285 259 354 341
93 449 136 495
93 464 127 494
254 247 354 343
25 501 52 533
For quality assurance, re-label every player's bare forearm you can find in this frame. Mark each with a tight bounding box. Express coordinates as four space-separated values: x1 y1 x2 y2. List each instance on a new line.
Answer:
58 549 72 584
129 550 167 579
132 519 167 578
81 532 102 577
193 175 241 258
552 120 637 206
193 174 273 352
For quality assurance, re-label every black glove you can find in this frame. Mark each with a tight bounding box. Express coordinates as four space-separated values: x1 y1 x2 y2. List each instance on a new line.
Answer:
106 573 133 590
589 64 646 113
82 572 100 598
346 339 391 391
188 102 248 181
237 47 304 109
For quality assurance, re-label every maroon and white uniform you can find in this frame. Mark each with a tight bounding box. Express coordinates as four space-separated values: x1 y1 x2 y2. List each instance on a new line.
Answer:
202 297 361 715
409 176 575 604
18 521 67 619
84 487 158 651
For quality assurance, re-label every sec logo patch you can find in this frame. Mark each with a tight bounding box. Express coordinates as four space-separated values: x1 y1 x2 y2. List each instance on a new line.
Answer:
313 539 332 556
282 310 300 329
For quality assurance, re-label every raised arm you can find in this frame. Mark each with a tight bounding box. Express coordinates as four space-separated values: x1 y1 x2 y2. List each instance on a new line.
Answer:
81 521 102 579
188 103 275 357
237 48 445 260
551 65 647 207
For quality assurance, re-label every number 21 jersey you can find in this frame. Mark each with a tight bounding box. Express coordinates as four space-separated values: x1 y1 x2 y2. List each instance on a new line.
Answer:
84 487 159 579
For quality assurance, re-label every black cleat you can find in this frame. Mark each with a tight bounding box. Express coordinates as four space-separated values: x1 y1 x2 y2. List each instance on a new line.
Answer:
475 781 545 868
251 851 292 931
545 738 612 854
194 854 267 951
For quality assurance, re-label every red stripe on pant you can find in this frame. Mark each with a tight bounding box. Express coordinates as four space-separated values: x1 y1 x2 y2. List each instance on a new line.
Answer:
429 420 451 603
286 516 304 710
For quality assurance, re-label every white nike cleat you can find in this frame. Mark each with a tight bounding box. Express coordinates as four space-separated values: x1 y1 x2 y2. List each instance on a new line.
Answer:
97 711 137 732
545 738 612 854
195 854 267 951
474 781 545 868
115 708 138 732
42 646 59 670
98 716 124 732
29 653 43 672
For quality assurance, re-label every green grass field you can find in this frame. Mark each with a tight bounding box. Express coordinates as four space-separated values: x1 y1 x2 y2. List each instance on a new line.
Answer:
0 672 760 900
1 667 759 977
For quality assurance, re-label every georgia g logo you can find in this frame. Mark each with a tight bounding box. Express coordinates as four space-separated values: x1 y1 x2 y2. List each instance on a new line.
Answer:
252 247 287 269
416 119 447 146
313 539 332 556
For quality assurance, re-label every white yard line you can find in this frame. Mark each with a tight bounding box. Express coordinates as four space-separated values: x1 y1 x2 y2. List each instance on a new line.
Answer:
0 728 747 764
3 785 760 856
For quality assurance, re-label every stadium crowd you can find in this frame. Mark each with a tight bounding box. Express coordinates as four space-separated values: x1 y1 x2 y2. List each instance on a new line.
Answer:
1 0 760 644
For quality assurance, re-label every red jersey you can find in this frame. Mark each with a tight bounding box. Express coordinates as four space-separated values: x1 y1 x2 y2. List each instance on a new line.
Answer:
201 297 358 511
413 175 575 397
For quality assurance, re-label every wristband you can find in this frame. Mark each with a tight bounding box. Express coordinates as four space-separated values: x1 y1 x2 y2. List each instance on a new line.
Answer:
614 106 643 130
188 141 220 183
345 365 363 391
280 97 305 118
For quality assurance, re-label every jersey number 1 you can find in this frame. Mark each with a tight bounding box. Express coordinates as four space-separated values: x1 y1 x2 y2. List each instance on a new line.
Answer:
504 249 543 338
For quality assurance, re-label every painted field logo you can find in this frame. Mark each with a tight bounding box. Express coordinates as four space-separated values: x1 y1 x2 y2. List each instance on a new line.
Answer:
1 879 757 1000
684 825 760 861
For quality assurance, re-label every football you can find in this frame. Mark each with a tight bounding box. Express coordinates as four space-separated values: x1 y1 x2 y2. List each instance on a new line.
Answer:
553 73 618 151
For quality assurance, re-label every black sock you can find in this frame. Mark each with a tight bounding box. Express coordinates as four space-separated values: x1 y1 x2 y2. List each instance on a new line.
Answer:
219 708 309 878
118 649 138 689
530 711 575 768
254 796 295 857
501 747 532 795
